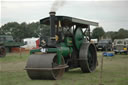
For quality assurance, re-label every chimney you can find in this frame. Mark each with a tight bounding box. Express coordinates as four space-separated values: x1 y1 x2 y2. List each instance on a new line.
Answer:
49 12 56 39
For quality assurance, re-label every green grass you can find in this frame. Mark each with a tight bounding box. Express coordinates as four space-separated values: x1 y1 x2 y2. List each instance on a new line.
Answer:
0 52 29 62
0 52 128 85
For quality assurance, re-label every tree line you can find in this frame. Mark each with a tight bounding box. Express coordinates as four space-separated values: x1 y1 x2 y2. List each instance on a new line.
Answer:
0 22 128 41
92 27 128 41
0 22 50 41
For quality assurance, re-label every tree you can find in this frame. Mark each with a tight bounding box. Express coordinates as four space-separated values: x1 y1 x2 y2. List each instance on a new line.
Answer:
103 28 128 41
104 31 118 41
115 28 128 39
37 25 50 37
0 22 50 41
0 22 20 35
92 27 105 40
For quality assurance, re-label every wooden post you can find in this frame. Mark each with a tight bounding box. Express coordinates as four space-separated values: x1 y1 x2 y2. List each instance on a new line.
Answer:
99 52 104 85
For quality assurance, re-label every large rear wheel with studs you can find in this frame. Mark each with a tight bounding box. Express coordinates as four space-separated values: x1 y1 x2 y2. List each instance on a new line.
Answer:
79 42 97 73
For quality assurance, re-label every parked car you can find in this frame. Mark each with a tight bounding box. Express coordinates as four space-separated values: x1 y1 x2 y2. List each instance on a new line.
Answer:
97 39 112 51
114 39 128 54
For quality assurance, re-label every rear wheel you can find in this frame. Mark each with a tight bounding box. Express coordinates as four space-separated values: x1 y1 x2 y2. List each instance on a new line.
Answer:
79 42 97 73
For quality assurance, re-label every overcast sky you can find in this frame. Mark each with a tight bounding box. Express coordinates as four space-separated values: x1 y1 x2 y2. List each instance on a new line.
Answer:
1 0 128 32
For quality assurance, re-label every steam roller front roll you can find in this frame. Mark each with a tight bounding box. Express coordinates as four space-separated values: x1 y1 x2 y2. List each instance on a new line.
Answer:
25 53 68 80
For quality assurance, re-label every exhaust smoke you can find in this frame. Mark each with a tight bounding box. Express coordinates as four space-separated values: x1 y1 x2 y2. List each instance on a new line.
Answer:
51 0 66 12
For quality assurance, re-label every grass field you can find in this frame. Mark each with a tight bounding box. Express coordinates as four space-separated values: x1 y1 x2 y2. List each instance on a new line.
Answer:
0 52 128 85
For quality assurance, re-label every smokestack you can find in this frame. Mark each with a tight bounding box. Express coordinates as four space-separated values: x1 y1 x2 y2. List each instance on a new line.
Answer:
49 12 56 39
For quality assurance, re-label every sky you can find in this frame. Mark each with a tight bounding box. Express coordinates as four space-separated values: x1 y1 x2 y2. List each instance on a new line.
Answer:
1 0 128 32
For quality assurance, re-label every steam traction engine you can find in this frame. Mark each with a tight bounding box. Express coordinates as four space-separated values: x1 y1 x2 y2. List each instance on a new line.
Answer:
25 12 99 80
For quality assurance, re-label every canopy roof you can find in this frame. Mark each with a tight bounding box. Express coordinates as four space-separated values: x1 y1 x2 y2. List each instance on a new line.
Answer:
40 16 98 28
